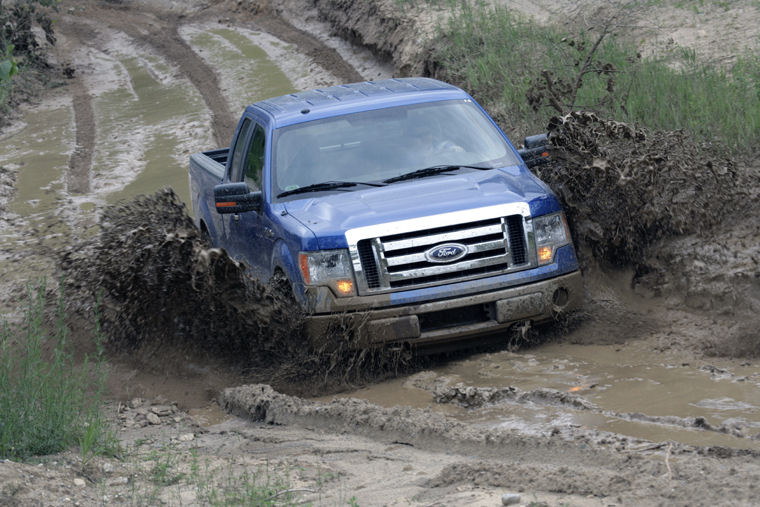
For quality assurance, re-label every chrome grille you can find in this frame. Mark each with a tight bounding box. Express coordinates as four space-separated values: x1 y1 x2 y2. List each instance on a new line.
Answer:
357 239 380 289
350 206 535 294
505 214 527 264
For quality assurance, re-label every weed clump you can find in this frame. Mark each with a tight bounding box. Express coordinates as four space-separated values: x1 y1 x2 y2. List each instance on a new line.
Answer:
0 282 115 460
0 0 62 116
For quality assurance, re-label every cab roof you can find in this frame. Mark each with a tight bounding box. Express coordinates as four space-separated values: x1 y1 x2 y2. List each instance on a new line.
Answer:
248 78 469 128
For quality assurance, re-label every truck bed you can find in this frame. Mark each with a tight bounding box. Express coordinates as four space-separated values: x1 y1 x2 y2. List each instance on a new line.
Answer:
190 148 228 180
189 148 229 235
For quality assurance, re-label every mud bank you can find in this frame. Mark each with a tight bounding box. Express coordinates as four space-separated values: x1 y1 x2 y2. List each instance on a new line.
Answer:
435 383 760 442
0 165 16 219
259 0 432 77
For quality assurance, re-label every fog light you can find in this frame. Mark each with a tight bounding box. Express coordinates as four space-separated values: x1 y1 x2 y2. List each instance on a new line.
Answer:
552 288 569 307
538 246 553 264
336 279 354 295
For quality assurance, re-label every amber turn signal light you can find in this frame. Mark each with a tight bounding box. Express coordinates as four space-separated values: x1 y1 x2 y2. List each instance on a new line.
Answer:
538 246 553 264
335 279 354 295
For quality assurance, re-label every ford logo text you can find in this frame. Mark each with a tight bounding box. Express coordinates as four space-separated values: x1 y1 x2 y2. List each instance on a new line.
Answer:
425 243 468 264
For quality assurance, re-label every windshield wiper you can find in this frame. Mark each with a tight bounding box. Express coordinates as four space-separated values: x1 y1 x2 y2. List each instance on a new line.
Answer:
383 165 492 184
277 180 384 198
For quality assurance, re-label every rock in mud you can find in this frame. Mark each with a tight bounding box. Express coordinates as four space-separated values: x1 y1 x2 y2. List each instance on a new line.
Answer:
501 493 520 505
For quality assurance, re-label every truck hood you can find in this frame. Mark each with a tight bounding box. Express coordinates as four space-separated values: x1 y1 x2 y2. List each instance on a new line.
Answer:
283 167 560 250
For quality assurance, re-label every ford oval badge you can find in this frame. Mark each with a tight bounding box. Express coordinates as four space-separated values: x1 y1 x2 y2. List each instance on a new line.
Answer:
425 243 468 263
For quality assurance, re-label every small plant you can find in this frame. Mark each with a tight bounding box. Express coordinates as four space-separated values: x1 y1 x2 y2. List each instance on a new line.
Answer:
0 45 17 107
0 280 114 461
148 450 185 486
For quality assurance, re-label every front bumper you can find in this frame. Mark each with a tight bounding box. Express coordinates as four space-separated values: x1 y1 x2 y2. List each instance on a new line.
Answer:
305 270 583 348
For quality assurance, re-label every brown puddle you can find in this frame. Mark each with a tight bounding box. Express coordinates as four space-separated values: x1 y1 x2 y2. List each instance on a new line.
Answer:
187 404 231 428
325 341 760 450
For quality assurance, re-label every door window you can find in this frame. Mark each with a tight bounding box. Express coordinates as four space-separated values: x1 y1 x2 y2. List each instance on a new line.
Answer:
229 118 252 182
244 124 266 189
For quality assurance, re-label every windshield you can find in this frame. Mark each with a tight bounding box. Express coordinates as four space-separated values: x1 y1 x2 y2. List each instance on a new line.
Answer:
272 99 519 199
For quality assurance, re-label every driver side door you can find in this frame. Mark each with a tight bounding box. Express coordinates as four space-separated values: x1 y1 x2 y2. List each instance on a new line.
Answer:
224 120 272 280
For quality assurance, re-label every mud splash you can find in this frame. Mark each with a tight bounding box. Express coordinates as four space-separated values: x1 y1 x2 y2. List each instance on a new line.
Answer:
537 111 742 266
59 189 299 355
58 190 411 394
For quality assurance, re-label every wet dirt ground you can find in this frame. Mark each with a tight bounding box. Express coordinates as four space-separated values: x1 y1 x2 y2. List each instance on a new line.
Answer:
2 0 760 505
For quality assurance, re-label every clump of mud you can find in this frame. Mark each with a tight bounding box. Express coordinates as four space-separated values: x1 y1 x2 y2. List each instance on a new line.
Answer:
59 189 408 393
434 384 597 411
537 112 742 266
0 166 17 214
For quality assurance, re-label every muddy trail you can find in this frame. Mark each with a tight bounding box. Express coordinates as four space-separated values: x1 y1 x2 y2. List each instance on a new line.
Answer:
2 0 760 505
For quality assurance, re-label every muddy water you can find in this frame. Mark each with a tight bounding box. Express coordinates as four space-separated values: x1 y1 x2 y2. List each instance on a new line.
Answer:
0 22 304 274
329 340 760 450
182 26 297 114
0 101 76 287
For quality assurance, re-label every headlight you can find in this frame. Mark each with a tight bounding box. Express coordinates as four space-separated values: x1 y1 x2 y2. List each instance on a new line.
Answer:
299 249 356 296
533 212 571 265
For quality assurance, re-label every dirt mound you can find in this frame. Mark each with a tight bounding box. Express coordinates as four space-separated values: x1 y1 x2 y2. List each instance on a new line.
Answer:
59 189 409 393
536 112 741 266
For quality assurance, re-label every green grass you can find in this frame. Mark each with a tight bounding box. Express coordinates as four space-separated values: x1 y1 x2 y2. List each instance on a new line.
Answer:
432 0 760 151
0 281 117 461
0 45 17 110
124 444 323 506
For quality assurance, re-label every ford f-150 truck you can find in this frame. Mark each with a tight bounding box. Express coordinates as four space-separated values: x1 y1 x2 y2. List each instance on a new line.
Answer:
189 77 582 348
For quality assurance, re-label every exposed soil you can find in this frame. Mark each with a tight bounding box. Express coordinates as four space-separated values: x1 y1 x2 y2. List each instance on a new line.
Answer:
2 0 760 506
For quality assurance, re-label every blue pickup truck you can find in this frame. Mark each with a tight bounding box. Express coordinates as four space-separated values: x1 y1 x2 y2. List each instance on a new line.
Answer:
189 78 582 348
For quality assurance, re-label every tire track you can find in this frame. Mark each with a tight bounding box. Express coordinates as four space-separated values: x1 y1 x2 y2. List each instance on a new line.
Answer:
109 16 237 148
61 2 364 165
67 77 94 194
248 13 364 85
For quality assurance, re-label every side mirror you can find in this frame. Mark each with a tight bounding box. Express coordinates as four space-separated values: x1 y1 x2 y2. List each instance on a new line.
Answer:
214 182 262 214
517 133 550 168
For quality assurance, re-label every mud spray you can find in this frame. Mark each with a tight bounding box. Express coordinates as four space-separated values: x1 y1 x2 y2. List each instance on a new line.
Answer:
58 189 409 394
539 111 741 266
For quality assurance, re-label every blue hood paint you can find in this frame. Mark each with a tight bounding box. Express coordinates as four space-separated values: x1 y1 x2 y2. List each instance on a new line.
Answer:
283 166 561 250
